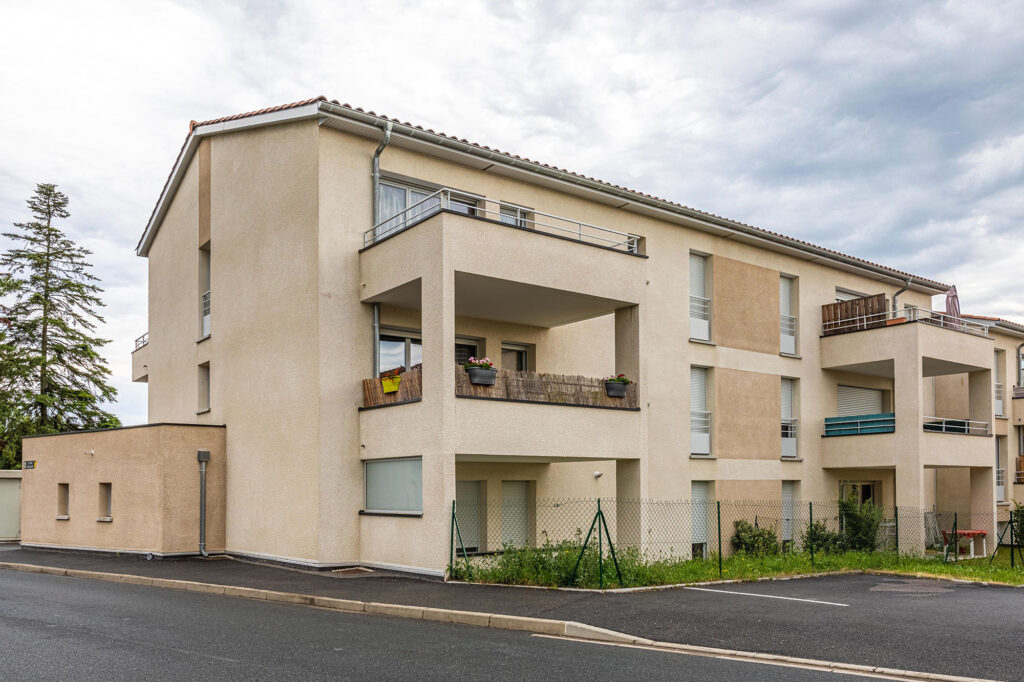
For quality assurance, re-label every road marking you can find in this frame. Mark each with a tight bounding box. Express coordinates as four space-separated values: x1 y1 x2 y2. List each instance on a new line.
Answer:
684 586 849 606
533 635 995 682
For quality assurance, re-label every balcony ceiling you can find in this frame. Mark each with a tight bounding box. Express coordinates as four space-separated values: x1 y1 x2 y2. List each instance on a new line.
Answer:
366 273 633 328
825 357 989 378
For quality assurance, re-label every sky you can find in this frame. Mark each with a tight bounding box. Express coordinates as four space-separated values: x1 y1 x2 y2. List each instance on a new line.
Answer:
1 0 1023 426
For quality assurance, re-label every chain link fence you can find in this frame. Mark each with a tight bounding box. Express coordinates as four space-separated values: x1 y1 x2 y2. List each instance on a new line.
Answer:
451 497 1008 569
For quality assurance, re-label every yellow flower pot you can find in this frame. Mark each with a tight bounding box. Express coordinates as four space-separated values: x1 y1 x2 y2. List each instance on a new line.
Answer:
381 376 401 394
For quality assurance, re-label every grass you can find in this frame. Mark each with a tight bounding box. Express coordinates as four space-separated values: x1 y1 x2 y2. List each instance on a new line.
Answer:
449 541 1024 589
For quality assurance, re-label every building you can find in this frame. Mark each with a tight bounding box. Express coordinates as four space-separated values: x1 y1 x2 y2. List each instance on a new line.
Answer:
20 97 1024 574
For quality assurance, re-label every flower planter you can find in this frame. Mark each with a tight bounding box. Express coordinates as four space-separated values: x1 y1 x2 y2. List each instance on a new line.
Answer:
466 367 497 386
381 376 402 394
885 318 907 326
604 381 628 398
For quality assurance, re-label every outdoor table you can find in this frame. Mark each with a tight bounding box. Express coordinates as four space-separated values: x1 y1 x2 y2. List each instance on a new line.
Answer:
941 529 987 558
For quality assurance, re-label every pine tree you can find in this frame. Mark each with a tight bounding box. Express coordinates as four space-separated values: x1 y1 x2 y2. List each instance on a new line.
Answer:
1 183 120 437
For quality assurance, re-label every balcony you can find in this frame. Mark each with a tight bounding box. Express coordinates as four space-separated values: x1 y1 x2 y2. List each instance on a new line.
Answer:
131 332 149 383
363 187 641 254
821 295 988 338
823 413 895 437
922 416 990 436
361 366 422 408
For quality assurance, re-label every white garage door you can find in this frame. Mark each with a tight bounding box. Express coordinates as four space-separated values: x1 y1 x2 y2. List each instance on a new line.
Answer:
837 385 883 417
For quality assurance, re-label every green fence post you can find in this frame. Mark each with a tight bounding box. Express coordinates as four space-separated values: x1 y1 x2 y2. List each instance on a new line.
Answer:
449 500 455 578
570 504 600 586
717 501 723 579
1011 511 1016 569
894 505 899 554
598 499 604 589
809 502 814 568
598 506 623 587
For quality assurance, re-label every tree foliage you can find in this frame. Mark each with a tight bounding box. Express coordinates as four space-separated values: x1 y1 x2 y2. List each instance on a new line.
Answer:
0 183 120 466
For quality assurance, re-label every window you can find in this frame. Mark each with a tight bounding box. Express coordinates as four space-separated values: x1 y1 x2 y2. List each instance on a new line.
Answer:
378 329 422 377
780 276 797 354
364 457 422 514
454 338 480 366
57 483 69 518
995 350 1005 416
197 362 211 413
781 378 797 458
98 483 112 520
376 181 440 239
447 195 477 216
836 385 884 417
689 253 711 340
996 438 1006 503
199 245 211 338
840 481 879 505
690 367 711 455
500 203 532 228
835 287 866 303
501 343 529 371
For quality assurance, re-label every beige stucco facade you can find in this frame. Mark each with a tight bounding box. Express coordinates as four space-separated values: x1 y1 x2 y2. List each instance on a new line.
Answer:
24 98 1018 574
19 425 226 556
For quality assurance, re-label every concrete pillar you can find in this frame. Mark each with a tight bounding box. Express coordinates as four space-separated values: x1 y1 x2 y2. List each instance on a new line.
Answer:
421 251 457 572
968 369 993 430
615 459 643 551
894 348 926 553
969 466 996 540
614 305 640 380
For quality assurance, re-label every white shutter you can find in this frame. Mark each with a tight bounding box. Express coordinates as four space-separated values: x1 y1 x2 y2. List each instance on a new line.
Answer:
836 385 883 417
501 481 529 546
691 481 709 544
780 277 793 316
781 378 794 419
690 367 707 412
365 458 422 513
689 253 706 298
455 481 482 551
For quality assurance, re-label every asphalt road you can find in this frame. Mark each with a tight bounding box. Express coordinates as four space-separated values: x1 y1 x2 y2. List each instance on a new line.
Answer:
0 571 871 681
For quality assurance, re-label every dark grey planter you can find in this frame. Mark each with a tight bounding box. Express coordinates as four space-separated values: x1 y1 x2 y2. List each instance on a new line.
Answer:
604 381 628 398
466 367 497 386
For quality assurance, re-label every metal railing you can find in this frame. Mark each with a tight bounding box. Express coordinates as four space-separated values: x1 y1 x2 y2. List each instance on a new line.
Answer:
690 410 711 434
780 314 797 336
363 187 641 253
689 295 710 321
922 416 991 436
134 332 149 351
1016 467 1024 485
781 418 798 458
781 418 798 439
822 308 989 338
823 413 896 436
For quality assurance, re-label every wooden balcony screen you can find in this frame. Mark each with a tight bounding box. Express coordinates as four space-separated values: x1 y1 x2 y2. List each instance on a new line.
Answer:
821 293 887 336
455 366 638 409
362 366 422 407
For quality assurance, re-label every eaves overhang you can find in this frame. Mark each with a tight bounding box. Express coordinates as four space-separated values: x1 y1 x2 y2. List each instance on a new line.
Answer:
136 97 950 295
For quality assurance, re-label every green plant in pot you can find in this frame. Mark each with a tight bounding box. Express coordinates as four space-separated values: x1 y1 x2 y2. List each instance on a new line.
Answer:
464 357 497 386
603 373 630 398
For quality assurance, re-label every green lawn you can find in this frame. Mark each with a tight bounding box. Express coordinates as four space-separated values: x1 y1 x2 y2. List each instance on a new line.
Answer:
450 542 1024 589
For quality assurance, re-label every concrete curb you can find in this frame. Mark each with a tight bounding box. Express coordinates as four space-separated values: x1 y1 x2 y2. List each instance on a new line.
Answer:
0 560 997 680
0 561 643 646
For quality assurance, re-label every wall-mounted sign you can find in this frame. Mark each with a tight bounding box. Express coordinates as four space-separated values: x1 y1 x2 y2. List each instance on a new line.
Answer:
23 460 35 470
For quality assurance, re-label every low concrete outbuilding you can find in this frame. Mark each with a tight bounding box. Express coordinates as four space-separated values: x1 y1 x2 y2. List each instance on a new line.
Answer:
20 424 226 556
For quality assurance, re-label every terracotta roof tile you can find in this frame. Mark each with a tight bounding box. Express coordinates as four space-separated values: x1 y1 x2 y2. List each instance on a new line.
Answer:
141 97 952 290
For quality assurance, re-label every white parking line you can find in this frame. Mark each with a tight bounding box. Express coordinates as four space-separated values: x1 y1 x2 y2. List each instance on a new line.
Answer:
684 586 849 607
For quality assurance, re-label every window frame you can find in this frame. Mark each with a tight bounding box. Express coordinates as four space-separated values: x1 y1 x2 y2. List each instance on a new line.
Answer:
363 456 423 516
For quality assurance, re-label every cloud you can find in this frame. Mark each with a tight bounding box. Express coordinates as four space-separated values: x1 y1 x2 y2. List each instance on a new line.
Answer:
2 0 1023 422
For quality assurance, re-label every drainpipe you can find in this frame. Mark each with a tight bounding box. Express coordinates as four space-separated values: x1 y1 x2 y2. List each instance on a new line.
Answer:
372 303 381 378
371 121 394 226
892 279 911 316
197 450 210 557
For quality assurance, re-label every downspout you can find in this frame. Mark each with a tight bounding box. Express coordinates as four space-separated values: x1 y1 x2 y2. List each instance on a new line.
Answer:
892 279 911 316
372 303 381 378
371 121 394 226
197 450 210 557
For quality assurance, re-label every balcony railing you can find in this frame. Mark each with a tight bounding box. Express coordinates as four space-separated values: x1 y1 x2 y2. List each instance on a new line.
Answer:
201 290 211 337
780 314 797 354
996 468 1006 503
689 296 711 340
781 418 798 458
455 366 638 409
363 187 641 253
821 295 988 338
995 382 1004 416
134 332 149 351
1014 385 1024 399
691 410 711 455
922 416 990 436
823 413 895 437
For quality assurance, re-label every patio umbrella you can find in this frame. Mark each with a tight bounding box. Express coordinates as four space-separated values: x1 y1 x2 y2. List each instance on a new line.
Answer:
945 285 961 329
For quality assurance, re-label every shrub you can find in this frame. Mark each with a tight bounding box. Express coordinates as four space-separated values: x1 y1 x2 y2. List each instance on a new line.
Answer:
839 497 883 552
731 519 780 556
802 520 845 554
